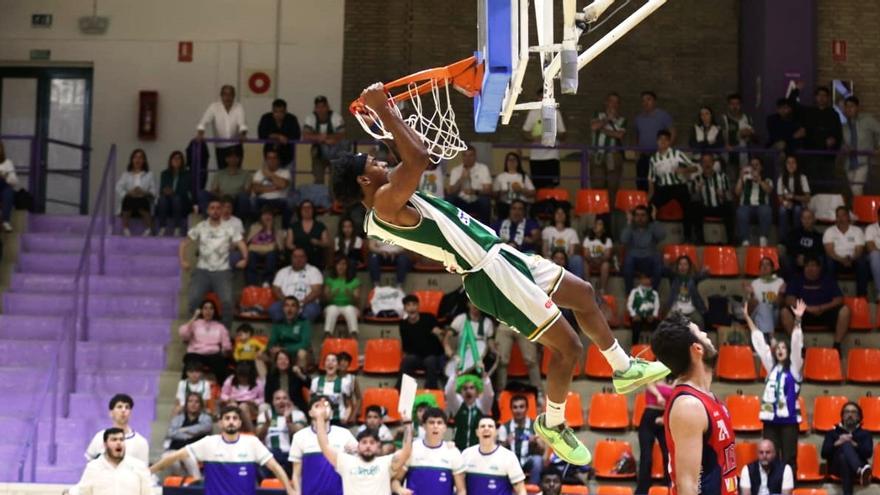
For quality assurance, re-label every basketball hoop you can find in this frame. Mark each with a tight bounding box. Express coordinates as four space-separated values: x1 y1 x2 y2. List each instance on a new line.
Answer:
349 56 484 163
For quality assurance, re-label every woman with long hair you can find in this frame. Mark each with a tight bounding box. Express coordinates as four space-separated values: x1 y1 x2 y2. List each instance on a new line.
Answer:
776 154 811 242
156 150 192 236
334 217 364 278
286 199 331 269
541 206 584 279
263 349 309 413
493 151 535 219
689 106 721 155
663 255 709 327
581 217 614 294
178 299 232 382
245 207 283 286
220 361 265 407
115 148 156 236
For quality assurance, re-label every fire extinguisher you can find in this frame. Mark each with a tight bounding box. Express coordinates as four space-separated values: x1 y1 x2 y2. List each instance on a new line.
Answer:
138 91 158 140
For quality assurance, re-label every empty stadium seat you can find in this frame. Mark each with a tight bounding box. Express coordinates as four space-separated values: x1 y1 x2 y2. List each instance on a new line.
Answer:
798 396 809 433
565 391 585 428
561 485 589 495
416 389 446 412
163 476 184 487
858 395 880 433
651 442 665 480
796 442 824 482
526 484 541 495
411 289 444 317
812 395 848 432
803 347 843 382
648 487 669 495
744 246 780 276
852 195 880 223
260 478 284 488
847 348 880 383
536 188 571 203
726 393 762 432
593 439 636 479
614 189 648 212
575 189 611 215
588 392 629 430
363 339 402 374
542 345 583 377
498 390 538 424
662 244 699 266
632 393 646 427
843 296 872 331
656 200 684 221
596 488 634 495
630 343 656 361
792 489 828 495
736 441 759 467
360 388 401 422
584 344 613 379
873 443 880 481
702 246 739 276
319 338 359 370
507 343 530 378
716 345 758 381
237 286 275 319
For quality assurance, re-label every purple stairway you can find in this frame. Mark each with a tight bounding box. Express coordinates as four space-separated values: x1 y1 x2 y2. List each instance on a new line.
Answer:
0 215 180 483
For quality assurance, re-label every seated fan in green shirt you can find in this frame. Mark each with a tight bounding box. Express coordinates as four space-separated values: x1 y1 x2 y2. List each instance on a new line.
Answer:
322 256 361 337
268 296 312 358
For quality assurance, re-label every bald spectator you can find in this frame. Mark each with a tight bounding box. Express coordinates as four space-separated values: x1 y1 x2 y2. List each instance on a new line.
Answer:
738 439 794 495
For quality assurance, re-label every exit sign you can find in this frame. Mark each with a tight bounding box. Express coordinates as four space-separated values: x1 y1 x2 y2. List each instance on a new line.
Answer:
31 14 53 28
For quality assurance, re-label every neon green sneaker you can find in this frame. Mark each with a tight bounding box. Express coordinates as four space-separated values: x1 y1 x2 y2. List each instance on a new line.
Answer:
612 357 671 394
534 414 592 466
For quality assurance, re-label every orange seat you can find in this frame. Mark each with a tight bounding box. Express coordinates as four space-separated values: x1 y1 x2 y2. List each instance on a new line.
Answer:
744 246 780 276
651 442 665 480
364 288 403 322
798 396 809 433
726 393 762 432
602 294 621 327
847 349 880 383
575 189 611 215
853 195 880 223
561 485 589 495
416 388 447 412
615 189 648 212
858 395 880 433
843 296 872 331
792 489 828 495
584 344 613 379
535 188 570 203
716 345 758 381
588 392 629 430
163 476 184 487
736 441 759 466
796 442 825 482
319 338 359 371
812 395 848 432
507 343 530 378
526 484 542 495
631 393 646 427
542 345 583 377
873 443 880 481
411 290 444 317
648 488 669 495
630 343 656 361
662 244 699 267
260 478 284 488
203 291 222 317
360 388 401 422
655 200 684 221
702 246 740 276
596 487 634 495
238 286 275 318
498 390 538 424
565 391 585 428
363 339 402 374
803 347 842 382
593 439 636 479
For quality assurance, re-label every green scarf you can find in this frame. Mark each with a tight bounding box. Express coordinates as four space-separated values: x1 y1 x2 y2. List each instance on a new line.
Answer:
457 317 484 373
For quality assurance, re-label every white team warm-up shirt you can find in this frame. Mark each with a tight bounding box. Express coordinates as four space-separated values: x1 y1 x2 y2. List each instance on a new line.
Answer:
462 444 525 495
822 224 865 258
289 425 358 495
69 455 152 495
405 440 466 495
336 452 395 495
187 434 273 495
85 430 150 465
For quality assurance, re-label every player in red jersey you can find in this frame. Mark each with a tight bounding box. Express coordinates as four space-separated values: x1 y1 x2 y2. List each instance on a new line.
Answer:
651 313 737 495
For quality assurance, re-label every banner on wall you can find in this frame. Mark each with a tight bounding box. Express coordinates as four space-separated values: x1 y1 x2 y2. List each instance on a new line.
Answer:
244 69 274 97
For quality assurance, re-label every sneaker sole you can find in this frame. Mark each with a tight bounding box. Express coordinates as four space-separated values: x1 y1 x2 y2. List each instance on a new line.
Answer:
614 366 671 394
534 415 592 466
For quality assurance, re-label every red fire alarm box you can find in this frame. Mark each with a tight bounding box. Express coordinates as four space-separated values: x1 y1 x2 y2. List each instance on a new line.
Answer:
138 91 158 140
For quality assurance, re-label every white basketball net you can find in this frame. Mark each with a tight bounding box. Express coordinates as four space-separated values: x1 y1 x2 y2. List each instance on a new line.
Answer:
354 79 467 164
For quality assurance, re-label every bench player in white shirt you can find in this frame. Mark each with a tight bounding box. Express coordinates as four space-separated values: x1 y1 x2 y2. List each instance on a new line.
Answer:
84 394 150 466
462 417 526 495
66 427 152 495
393 407 466 495
289 394 358 495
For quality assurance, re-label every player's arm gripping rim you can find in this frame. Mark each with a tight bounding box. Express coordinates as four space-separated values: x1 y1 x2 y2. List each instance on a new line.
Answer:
668 394 708 495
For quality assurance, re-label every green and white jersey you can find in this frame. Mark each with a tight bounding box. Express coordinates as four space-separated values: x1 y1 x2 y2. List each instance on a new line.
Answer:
365 191 501 274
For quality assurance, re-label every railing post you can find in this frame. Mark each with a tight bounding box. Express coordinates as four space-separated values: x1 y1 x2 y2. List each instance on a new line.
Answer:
48 353 58 466
580 145 590 188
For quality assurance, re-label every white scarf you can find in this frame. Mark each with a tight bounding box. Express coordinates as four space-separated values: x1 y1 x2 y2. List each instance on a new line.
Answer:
760 364 800 421
499 219 526 246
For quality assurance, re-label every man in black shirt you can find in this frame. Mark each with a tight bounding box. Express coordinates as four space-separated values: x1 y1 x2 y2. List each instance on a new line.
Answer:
799 86 843 193
398 294 447 389
783 208 825 279
258 99 301 167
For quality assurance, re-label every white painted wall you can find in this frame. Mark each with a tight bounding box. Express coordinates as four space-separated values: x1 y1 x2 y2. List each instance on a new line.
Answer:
0 0 345 210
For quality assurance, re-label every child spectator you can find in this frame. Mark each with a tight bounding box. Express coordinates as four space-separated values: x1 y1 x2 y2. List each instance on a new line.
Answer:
746 257 786 334
626 272 660 345
245 207 283 287
663 255 709 328
220 361 265 407
173 362 213 417
356 405 395 455
323 256 361 337
581 217 614 294
233 324 267 376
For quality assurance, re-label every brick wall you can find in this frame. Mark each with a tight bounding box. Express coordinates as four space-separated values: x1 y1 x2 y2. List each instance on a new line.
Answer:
817 0 880 114
342 0 740 144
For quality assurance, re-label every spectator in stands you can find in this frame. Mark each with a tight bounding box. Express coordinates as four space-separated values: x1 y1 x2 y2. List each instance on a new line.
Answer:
173 362 212 417
462 417 526 494
289 394 358 495
735 157 774 246
221 361 264 407
233 324 266 374
783 208 825 278
394 407 466 495
866 208 880 301
162 393 213 478
842 96 880 196
447 301 496 373
258 98 300 167
798 86 842 193
745 299 804 473
252 147 292 228
691 153 735 244
663 255 709 328
115 148 156 237
268 296 312 361
311 353 356 426
244 206 282 287
85 394 150 465
627 272 660 345
196 85 248 170
445 371 494 451
824 205 869 296
821 401 875 494
776 155 811 242
621 205 665 293
323 256 360 337
720 93 755 180
781 256 850 351
334 217 364 279
179 299 232 382
494 151 536 219
68 428 152 495
581 217 613 294
0 141 19 233
356 405 395 455
201 147 251 217
303 95 346 184
648 129 699 240
689 106 721 156
256 389 307 476
270 247 323 322
367 236 413 287
766 97 805 157
495 320 542 397
635 379 672 494
220 196 245 257
155 150 192 237
264 349 309 413
537 467 563 495
498 394 545 485
446 144 493 224
542 206 584 278
287 199 331 270
399 294 446 389
590 92 627 195
494 199 541 254
418 160 446 197
181 198 247 328
738 439 795 495
633 90 675 191
335 352 361 426
746 257 786 334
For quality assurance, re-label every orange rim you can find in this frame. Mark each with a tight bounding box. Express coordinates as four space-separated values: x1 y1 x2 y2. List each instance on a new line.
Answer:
349 56 484 115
